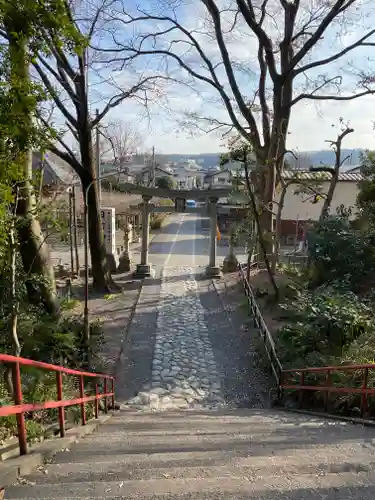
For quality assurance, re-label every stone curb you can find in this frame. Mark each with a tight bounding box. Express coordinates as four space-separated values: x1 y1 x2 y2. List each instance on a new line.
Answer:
0 414 112 489
279 407 375 428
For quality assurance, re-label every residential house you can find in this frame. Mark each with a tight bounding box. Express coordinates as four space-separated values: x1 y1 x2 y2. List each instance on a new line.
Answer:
32 151 78 190
141 165 175 186
275 170 362 242
217 169 362 242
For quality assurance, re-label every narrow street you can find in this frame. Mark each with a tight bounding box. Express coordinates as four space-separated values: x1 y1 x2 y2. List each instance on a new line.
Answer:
117 214 270 410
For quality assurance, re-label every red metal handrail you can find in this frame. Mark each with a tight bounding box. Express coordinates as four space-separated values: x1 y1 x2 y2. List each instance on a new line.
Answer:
280 364 375 417
0 354 115 455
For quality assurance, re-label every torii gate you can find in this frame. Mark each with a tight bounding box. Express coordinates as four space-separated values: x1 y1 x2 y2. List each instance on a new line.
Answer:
117 183 231 278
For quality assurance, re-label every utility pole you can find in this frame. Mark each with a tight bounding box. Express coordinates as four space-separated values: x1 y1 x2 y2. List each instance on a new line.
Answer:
151 146 155 187
72 185 79 275
95 108 101 206
68 188 74 277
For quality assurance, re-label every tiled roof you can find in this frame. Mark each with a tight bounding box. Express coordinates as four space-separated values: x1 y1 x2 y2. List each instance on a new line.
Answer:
282 170 363 181
33 151 78 185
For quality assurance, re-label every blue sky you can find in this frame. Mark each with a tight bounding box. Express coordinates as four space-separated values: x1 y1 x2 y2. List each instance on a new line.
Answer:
77 0 375 155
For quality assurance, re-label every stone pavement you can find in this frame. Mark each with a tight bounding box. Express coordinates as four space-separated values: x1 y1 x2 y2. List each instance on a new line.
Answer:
127 267 224 410
121 265 270 411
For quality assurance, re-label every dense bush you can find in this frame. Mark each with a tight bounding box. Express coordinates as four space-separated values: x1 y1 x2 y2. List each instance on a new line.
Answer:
0 310 104 442
307 212 375 292
150 213 167 229
276 283 374 368
273 279 375 414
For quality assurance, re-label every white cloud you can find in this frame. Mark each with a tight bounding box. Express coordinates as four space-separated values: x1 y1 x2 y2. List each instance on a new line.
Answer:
100 0 375 154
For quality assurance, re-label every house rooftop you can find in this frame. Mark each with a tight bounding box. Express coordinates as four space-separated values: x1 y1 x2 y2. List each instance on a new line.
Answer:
282 170 363 181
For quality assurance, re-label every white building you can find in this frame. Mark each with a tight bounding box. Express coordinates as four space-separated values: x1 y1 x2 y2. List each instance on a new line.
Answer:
169 161 205 189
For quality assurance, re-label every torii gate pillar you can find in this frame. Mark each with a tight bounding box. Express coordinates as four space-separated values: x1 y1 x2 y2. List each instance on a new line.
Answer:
205 197 221 278
134 195 152 278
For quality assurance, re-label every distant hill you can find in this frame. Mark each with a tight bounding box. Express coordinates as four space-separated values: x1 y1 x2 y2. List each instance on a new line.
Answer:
160 149 365 169
288 149 364 168
162 153 221 169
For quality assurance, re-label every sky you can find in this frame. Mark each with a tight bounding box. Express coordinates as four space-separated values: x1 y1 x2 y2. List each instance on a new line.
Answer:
67 0 375 155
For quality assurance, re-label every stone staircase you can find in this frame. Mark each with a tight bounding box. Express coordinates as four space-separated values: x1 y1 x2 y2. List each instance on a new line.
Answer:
5 408 375 499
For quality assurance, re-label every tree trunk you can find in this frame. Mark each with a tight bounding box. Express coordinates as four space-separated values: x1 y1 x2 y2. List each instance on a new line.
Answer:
244 159 278 299
320 171 339 220
4 220 21 398
16 159 59 316
80 170 118 291
253 159 275 260
78 123 118 291
5 13 59 317
273 184 287 273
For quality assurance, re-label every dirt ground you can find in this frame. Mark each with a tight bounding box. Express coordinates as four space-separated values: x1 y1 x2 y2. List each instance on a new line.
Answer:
43 189 143 214
245 269 290 338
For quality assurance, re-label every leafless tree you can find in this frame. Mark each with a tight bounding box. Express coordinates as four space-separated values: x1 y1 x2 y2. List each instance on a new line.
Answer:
311 119 354 219
101 0 375 255
100 119 143 164
34 0 169 291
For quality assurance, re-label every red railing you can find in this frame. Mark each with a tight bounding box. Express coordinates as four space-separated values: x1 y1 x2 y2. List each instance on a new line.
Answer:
0 354 115 455
280 364 375 417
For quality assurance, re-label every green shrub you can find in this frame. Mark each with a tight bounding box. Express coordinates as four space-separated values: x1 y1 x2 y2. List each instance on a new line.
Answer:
276 283 374 368
0 313 104 442
307 212 375 292
274 279 375 415
150 213 166 230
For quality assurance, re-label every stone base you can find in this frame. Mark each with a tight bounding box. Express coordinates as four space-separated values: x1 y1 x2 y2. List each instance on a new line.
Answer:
117 251 131 273
106 253 118 273
223 254 238 273
205 265 221 278
133 263 152 279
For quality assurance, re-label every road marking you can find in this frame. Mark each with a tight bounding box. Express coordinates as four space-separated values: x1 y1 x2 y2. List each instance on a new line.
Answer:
164 214 184 267
192 214 196 268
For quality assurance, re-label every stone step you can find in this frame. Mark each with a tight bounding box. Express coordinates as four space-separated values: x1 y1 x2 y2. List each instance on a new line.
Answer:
108 409 366 433
81 422 364 442
64 428 369 456
20 455 375 485
6 471 375 499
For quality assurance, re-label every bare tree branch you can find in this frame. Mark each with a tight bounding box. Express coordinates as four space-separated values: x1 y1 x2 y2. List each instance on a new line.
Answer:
292 88 375 106
33 61 78 127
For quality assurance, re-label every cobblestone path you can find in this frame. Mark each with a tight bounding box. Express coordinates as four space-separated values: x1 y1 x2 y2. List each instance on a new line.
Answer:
123 262 270 412
127 266 225 410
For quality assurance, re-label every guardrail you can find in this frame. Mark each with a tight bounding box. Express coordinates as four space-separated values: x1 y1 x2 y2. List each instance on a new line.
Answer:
237 262 282 384
0 354 115 455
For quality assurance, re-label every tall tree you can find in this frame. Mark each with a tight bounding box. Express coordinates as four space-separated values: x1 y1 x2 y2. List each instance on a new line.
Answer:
108 0 375 254
34 0 167 291
0 0 77 314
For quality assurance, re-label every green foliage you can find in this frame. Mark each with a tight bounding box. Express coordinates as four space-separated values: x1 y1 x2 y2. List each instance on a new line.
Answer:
276 283 373 367
0 313 104 441
156 176 175 189
150 213 166 230
357 150 375 226
307 211 375 292
0 309 103 367
273 211 375 415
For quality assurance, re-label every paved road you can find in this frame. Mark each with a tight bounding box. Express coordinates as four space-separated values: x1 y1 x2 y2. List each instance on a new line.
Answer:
148 213 247 271
49 213 247 271
118 213 269 411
